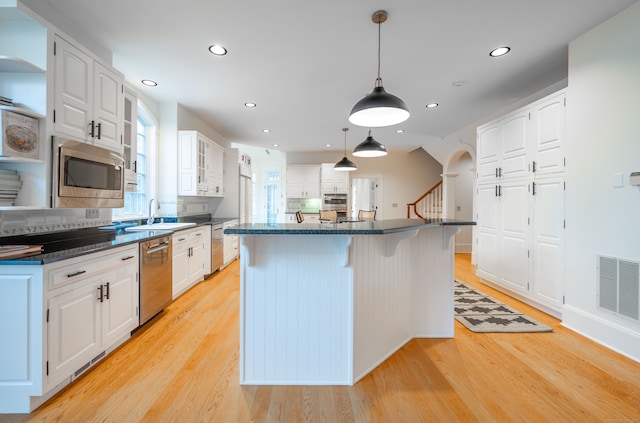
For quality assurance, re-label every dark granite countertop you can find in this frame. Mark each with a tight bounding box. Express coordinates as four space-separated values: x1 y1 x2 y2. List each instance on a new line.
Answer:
0 213 240 266
224 218 475 235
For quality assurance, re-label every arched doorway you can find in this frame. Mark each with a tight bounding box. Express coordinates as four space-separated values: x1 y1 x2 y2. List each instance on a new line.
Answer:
443 145 476 259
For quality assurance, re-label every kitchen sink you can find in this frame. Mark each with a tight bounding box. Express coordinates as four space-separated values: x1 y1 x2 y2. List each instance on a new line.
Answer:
125 222 197 231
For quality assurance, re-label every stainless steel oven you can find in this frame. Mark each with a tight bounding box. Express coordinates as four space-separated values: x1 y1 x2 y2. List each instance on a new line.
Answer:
323 193 347 215
52 137 125 208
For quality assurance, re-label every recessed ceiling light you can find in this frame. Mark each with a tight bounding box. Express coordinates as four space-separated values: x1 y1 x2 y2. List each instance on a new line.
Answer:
426 103 439 108
141 79 157 87
262 129 271 133
395 129 404 133
325 144 332 148
208 44 228 56
244 102 257 108
272 143 279 147
489 46 511 57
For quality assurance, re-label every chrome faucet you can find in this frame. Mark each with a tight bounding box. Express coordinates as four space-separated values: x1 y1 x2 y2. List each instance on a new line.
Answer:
147 198 156 225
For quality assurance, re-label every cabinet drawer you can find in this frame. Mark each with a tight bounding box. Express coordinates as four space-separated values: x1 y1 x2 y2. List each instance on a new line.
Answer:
47 245 138 291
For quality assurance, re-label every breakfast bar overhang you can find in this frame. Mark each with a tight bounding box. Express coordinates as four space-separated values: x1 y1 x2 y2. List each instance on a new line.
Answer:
225 219 475 385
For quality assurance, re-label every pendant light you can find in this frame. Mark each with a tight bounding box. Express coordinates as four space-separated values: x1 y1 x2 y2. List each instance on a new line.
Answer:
349 10 410 128
334 128 357 171
353 128 387 157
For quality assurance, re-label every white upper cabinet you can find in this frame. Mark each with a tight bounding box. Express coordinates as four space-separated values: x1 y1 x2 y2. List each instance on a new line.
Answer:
477 108 529 183
530 91 566 177
321 163 349 194
287 165 320 198
178 130 224 197
53 35 123 153
123 88 138 191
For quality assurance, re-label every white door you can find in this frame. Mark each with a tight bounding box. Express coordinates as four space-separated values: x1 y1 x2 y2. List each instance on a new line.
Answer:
476 124 501 183
501 111 529 180
47 281 101 386
101 267 139 347
531 91 565 177
531 177 565 310
53 35 92 141
351 177 379 218
476 183 500 282
498 179 530 294
93 61 122 152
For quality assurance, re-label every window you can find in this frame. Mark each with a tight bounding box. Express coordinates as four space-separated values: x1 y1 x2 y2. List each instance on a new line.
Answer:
112 101 157 220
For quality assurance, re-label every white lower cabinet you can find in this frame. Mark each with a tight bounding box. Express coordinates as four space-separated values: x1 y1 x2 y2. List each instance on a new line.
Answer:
222 219 239 268
476 176 565 316
0 244 139 413
172 226 210 299
46 245 139 389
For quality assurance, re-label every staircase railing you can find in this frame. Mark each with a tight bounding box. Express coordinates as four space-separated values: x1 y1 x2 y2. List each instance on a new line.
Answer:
407 180 443 219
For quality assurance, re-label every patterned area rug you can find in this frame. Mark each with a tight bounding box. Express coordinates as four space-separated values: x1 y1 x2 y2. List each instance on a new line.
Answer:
454 281 553 333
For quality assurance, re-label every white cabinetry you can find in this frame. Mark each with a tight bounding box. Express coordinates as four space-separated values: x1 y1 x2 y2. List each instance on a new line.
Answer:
45 245 139 388
178 130 224 197
286 165 320 198
172 226 211 299
206 141 224 196
52 35 123 153
321 163 349 194
222 219 239 267
0 244 140 413
123 88 137 191
476 89 566 316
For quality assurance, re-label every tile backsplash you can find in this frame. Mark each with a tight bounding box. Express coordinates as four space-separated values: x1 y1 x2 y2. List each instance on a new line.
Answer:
0 208 112 236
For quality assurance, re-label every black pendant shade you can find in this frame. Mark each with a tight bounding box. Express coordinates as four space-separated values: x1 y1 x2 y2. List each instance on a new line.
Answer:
353 129 387 158
349 79 410 127
348 10 410 128
334 128 357 171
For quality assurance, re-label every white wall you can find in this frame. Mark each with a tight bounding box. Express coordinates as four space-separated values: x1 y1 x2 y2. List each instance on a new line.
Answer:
287 149 443 219
562 1 640 362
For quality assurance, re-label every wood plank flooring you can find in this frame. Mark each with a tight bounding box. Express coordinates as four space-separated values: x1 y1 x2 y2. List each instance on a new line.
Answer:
3 253 640 422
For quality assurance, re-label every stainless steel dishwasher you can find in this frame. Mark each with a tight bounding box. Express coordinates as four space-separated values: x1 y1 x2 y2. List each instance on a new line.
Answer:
139 235 172 325
211 223 224 273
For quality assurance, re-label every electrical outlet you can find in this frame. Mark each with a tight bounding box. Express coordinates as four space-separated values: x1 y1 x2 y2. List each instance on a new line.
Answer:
86 208 99 219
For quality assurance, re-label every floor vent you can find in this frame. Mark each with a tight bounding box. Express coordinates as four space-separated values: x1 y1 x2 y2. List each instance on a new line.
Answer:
598 255 640 322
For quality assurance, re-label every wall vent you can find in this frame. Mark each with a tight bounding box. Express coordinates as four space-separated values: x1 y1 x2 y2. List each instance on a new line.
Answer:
597 255 640 322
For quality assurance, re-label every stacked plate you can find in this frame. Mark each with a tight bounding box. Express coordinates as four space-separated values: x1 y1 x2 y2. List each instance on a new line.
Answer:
0 169 22 206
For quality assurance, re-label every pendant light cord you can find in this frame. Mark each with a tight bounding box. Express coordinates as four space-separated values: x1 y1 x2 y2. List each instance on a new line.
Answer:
377 19 381 80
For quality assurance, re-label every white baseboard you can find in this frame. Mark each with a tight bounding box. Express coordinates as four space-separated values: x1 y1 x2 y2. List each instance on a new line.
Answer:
562 305 640 364
455 243 472 253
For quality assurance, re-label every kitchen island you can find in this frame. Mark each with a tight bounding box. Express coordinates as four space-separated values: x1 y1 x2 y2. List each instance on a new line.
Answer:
225 218 475 385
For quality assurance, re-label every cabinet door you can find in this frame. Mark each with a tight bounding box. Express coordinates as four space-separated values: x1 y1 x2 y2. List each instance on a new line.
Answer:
498 180 530 294
188 235 206 284
531 177 565 310
501 110 529 180
172 233 191 299
303 165 321 197
197 136 207 194
476 124 501 183
53 35 93 141
178 131 198 196
531 92 565 177
334 170 349 193
101 266 139 347
286 166 304 198
93 61 122 152
123 89 138 191
47 280 101 386
476 183 500 281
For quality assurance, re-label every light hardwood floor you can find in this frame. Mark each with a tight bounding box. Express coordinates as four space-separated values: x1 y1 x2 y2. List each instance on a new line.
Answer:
3 254 640 422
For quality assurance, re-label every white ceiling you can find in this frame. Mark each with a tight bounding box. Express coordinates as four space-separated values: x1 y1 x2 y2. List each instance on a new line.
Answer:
21 0 638 155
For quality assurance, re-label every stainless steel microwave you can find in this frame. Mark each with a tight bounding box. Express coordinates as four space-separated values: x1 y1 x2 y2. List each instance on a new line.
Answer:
52 137 125 208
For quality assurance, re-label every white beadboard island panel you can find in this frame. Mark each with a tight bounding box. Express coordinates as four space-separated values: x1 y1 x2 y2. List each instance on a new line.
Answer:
230 219 472 385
